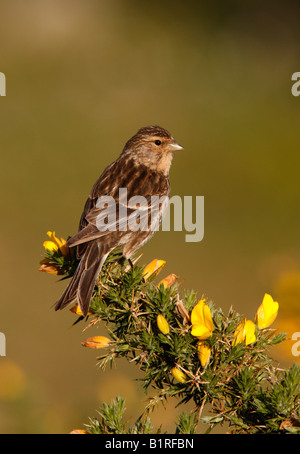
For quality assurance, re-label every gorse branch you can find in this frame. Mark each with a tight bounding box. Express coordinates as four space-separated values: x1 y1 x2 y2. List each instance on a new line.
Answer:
40 231 300 434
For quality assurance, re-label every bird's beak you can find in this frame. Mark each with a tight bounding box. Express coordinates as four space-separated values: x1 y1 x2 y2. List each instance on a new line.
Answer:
167 142 184 152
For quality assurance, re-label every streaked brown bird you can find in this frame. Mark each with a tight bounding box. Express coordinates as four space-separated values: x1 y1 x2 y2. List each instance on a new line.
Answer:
55 126 183 316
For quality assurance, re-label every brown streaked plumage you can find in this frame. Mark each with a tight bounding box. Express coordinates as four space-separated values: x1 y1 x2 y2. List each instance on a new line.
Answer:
55 126 183 316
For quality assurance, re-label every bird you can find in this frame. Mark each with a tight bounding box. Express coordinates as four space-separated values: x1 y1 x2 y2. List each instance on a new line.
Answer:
54 126 183 316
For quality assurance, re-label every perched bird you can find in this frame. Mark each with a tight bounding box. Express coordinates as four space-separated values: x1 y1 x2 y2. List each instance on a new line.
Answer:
55 126 183 316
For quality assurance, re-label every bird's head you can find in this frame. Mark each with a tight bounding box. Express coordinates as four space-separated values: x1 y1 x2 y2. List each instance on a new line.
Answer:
123 125 183 174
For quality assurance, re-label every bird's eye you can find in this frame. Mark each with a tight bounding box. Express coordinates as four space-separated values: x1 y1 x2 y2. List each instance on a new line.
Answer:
154 140 162 146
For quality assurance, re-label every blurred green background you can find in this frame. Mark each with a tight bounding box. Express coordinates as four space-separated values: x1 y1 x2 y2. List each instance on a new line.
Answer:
1 0 300 433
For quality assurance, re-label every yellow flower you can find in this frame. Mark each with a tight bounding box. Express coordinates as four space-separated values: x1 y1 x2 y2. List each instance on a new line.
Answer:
81 336 111 349
191 299 214 340
158 273 179 288
43 231 69 255
232 319 256 346
255 293 279 329
70 429 89 434
142 259 166 280
197 341 211 367
39 231 70 274
157 314 170 335
171 367 187 383
70 304 92 316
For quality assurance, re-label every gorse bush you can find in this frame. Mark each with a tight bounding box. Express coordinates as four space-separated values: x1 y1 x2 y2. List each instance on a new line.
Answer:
40 231 300 434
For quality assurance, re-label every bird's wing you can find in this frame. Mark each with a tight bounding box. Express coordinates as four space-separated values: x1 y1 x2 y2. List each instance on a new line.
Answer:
68 155 169 253
68 195 155 247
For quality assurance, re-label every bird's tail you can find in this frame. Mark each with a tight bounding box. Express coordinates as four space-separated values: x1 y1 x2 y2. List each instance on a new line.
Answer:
54 241 110 316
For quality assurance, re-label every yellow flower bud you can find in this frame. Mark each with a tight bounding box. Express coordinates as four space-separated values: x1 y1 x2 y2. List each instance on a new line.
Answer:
38 261 60 275
142 259 166 280
171 367 187 383
70 304 92 316
157 314 170 335
39 256 67 275
158 273 179 288
191 299 214 340
197 341 211 367
255 293 279 329
232 319 256 346
70 429 89 434
81 336 111 349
